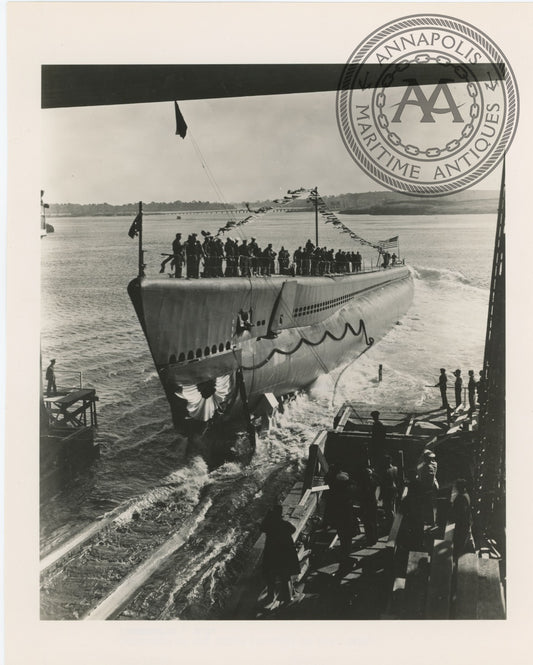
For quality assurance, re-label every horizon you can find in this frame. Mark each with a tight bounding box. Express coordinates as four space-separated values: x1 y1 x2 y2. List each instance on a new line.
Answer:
45 187 501 208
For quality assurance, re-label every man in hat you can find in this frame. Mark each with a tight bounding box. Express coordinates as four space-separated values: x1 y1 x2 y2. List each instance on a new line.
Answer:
452 478 475 559
160 232 183 276
417 449 439 526
467 370 476 413
249 237 259 275
185 233 203 278
370 410 386 467
435 368 449 409
171 232 184 278
453 369 463 408
326 470 359 573
46 359 57 397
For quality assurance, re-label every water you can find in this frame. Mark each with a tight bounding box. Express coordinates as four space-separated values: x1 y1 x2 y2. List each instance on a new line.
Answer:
40 210 496 618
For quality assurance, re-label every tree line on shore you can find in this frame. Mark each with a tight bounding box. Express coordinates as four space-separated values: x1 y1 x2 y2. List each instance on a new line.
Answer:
47 189 498 217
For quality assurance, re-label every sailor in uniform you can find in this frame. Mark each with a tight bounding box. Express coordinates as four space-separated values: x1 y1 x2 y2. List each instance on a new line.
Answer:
435 368 449 409
453 369 463 408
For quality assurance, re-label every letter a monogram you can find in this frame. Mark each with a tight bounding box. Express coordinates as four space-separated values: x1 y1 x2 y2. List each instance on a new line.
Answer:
391 79 464 123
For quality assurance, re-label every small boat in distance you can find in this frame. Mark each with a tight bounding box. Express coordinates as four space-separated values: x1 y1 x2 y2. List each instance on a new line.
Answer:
128 191 414 430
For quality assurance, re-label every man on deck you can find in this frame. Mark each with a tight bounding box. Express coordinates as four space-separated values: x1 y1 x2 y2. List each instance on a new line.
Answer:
172 233 184 278
46 359 57 397
454 369 463 408
435 368 449 409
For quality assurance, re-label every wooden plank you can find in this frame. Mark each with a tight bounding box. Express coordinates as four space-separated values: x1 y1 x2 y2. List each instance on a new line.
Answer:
52 389 96 407
335 406 351 432
302 445 319 493
405 416 415 436
455 553 479 619
425 536 454 619
401 551 430 619
316 446 329 474
477 559 505 619
310 484 329 493
298 489 312 507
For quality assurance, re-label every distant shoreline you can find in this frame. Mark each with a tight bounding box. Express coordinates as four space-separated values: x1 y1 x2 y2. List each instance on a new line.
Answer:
47 189 498 218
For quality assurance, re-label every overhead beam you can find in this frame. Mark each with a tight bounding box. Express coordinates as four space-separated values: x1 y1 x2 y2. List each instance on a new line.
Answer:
41 63 504 109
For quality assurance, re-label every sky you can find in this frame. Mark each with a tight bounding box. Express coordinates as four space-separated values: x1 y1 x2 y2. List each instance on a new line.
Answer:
42 90 501 206
42 91 377 205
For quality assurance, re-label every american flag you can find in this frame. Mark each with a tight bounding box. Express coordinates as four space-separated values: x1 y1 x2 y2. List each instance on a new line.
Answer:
378 235 399 250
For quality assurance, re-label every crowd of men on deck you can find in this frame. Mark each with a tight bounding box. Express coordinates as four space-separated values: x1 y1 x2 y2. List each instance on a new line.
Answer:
435 367 486 413
317 397 477 577
160 232 399 279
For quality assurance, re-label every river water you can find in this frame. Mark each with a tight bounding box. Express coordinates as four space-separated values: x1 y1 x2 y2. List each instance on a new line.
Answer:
40 210 496 619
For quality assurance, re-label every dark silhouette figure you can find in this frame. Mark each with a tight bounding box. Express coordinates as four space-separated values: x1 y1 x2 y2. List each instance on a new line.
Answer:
358 467 379 546
477 370 487 408
436 368 449 409
172 233 184 277
398 479 426 550
416 449 439 526
370 410 387 467
452 479 476 559
379 455 400 522
45 359 57 397
261 505 300 603
453 369 463 408
185 233 203 278
467 370 476 412
327 470 358 573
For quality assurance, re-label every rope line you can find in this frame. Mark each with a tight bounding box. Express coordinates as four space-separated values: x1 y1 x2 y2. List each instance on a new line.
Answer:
240 319 374 372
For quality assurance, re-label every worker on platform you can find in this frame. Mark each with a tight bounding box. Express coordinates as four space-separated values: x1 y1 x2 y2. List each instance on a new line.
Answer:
398 479 425 550
416 449 439 527
358 467 380 546
435 368 449 410
453 369 463 408
370 410 387 468
467 370 477 413
260 504 300 604
379 455 400 523
452 478 476 559
46 358 57 397
327 470 359 574
477 370 487 408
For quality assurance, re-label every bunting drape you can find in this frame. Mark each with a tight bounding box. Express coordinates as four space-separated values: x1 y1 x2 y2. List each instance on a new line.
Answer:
214 187 387 253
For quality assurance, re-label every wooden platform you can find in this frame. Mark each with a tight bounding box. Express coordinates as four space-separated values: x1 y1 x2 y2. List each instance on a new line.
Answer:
223 402 503 621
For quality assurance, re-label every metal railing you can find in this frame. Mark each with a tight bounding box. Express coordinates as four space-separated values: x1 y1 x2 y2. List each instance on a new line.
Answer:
43 369 82 394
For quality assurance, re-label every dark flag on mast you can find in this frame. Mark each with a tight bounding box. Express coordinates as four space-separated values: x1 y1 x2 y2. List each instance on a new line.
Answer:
128 212 142 239
174 101 187 138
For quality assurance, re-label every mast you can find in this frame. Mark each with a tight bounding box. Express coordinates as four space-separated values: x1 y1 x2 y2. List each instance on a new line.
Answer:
314 186 319 247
